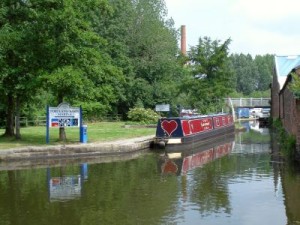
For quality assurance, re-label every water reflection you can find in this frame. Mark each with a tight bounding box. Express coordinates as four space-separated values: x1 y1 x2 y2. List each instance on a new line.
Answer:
235 120 271 154
47 164 88 202
282 165 300 225
249 119 270 134
240 119 269 135
0 150 148 171
1 123 300 225
159 136 235 176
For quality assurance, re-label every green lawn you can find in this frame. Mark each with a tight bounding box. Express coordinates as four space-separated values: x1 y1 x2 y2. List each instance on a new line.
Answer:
0 122 156 150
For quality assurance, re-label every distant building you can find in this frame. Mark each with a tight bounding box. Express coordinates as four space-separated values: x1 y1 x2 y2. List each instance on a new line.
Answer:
271 55 300 159
272 55 300 118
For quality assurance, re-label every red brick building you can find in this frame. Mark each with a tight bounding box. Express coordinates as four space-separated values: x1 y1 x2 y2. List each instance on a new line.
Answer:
271 55 300 159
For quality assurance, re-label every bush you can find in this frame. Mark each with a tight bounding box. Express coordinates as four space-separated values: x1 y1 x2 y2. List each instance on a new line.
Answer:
127 107 160 124
272 119 296 160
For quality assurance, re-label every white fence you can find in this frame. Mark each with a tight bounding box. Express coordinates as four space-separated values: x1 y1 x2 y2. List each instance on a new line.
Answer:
225 98 270 107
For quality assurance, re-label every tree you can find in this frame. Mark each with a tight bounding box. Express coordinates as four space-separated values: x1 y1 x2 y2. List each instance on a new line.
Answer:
182 37 234 113
0 0 42 138
95 0 181 116
229 53 273 96
0 0 186 140
92 0 135 117
230 54 259 95
254 55 273 91
289 72 300 98
0 0 124 140
36 0 125 140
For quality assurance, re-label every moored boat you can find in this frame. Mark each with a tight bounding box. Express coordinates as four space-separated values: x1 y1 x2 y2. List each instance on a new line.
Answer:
153 113 235 150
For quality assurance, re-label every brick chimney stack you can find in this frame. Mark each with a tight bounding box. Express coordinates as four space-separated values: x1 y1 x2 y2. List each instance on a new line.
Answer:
181 25 187 55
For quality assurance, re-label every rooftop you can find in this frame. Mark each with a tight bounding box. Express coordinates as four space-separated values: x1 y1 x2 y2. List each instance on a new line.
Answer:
274 55 300 89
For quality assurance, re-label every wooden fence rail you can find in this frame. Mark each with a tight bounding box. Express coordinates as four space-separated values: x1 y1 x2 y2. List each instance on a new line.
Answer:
15 114 122 127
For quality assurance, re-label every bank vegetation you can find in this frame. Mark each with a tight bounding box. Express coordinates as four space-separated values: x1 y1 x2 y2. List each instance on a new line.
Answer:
1 0 273 141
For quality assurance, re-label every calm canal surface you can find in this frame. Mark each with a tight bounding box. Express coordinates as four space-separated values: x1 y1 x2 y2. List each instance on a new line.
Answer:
1 120 300 225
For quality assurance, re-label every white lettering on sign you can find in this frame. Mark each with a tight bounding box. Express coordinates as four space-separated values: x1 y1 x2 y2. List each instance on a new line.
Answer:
49 109 80 116
201 121 210 127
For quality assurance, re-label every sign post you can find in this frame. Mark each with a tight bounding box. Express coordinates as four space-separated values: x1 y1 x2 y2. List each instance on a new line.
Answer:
46 105 50 144
155 104 171 117
79 106 83 142
46 103 81 144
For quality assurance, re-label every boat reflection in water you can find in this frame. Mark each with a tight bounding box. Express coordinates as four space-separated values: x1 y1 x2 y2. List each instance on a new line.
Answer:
159 135 235 176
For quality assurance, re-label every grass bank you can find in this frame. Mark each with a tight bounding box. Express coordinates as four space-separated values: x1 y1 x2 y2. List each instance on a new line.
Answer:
0 122 156 150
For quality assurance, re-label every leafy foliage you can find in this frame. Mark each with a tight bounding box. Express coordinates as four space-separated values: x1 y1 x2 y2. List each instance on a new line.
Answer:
0 0 125 137
229 53 273 96
272 119 296 160
0 0 47 136
127 107 160 124
0 0 275 140
289 72 300 98
182 37 234 113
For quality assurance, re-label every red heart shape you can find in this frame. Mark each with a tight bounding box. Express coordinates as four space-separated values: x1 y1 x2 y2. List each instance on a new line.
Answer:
161 120 178 136
162 159 178 174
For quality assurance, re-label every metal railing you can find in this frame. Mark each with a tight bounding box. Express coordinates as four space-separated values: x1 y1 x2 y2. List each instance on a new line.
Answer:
225 98 270 108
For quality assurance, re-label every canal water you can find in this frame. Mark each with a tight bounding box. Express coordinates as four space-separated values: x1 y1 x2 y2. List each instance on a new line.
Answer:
0 120 300 225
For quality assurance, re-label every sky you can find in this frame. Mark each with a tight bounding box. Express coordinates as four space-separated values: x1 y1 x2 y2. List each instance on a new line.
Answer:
164 0 300 56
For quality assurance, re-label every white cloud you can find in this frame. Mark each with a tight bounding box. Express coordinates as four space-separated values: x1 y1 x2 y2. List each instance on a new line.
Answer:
231 0 299 21
165 0 300 56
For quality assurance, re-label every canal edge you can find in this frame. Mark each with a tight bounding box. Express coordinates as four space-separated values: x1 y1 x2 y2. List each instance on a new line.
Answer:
0 135 155 161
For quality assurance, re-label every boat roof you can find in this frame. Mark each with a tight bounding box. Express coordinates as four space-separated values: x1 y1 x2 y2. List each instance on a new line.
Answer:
166 113 230 119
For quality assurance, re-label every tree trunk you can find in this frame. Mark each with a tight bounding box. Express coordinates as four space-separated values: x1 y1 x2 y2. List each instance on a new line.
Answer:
59 127 66 141
15 96 21 140
57 93 66 141
4 94 15 137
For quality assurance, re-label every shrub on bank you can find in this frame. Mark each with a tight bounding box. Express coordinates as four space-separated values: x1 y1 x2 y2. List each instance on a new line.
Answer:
127 107 160 125
272 119 296 159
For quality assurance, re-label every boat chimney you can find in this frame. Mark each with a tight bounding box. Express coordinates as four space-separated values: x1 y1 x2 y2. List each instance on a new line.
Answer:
181 25 187 55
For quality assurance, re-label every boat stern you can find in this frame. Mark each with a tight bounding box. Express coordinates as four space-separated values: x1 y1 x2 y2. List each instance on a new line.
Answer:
153 118 183 148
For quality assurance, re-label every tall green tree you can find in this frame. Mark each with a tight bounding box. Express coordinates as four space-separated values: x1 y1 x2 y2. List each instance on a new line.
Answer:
132 0 182 109
0 0 124 140
93 0 135 117
254 54 273 91
182 37 234 113
96 0 181 116
0 0 42 138
229 53 273 96
230 54 259 95
0 0 187 139
36 0 125 139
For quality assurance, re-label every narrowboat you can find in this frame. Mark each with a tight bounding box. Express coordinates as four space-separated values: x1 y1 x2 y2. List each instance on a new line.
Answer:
153 113 235 150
